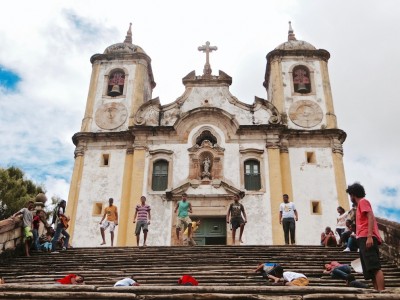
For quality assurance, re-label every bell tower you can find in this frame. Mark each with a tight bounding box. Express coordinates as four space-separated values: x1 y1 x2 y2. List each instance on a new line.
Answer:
81 23 156 133
66 24 156 244
264 22 337 130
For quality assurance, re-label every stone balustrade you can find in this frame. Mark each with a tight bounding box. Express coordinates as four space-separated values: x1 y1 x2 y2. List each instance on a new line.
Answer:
377 217 400 267
0 216 22 255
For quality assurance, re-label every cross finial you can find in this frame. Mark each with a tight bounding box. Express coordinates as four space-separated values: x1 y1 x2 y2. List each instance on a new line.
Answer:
124 22 132 44
288 21 296 41
198 41 218 77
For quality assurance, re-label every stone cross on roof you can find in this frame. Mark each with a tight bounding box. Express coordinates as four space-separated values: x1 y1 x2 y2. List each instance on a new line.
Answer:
198 41 217 77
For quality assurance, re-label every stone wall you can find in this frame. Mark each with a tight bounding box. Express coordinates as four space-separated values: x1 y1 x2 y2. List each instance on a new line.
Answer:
377 217 400 266
0 216 22 255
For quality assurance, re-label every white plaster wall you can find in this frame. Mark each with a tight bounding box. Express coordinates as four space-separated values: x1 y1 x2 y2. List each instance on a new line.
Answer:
241 194 272 245
281 59 327 130
90 61 137 132
73 149 126 247
289 147 339 245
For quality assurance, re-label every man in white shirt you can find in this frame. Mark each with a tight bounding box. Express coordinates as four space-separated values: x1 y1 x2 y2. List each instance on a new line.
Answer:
279 194 298 245
114 277 140 286
267 266 309 286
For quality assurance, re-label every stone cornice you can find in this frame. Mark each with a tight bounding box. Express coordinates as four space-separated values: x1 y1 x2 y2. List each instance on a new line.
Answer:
72 131 135 146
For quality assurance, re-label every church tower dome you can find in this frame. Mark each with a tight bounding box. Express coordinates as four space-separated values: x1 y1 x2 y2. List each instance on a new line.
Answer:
275 21 316 51
103 23 147 55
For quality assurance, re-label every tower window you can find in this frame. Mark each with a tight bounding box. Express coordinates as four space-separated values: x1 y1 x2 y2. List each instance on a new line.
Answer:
152 160 168 191
102 154 110 166
306 152 316 164
92 202 103 216
244 159 261 191
107 70 125 97
293 66 311 94
311 201 322 214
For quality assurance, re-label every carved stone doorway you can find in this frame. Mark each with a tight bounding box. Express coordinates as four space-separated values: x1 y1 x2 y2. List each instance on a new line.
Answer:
192 217 227 245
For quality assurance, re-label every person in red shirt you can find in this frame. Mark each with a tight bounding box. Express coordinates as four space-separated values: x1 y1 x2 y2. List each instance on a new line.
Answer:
32 210 45 251
346 182 385 291
55 274 85 285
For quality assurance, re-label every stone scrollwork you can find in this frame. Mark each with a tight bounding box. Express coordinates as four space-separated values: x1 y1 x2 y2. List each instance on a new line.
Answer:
288 100 323 128
331 138 344 155
74 144 85 158
266 134 281 149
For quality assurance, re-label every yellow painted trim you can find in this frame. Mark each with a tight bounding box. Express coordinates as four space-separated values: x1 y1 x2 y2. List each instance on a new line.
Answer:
319 61 337 129
127 148 146 245
116 151 134 246
81 63 100 132
267 148 284 245
65 154 85 243
280 152 293 200
129 63 147 126
332 152 349 211
270 59 285 113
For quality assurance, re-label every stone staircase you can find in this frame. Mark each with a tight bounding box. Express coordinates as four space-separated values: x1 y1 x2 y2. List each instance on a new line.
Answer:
1 245 400 299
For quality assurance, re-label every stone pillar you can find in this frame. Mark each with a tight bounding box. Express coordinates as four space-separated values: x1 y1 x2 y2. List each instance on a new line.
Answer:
320 60 337 129
269 58 285 114
65 144 86 243
129 61 147 126
279 137 293 199
331 138 349 210
117 147 134 246
126 146 147 246
81 63 100 132
266 134 284 245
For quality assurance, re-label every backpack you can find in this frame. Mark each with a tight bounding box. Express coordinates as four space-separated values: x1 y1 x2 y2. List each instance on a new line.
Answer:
177 275 198 286
51 205 59 225
261 263 280 277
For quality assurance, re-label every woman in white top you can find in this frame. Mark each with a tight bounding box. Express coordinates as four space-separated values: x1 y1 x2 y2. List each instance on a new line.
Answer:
335 206 348 239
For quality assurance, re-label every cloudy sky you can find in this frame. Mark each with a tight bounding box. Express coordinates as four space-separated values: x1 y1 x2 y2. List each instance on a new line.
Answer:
0 1 399 222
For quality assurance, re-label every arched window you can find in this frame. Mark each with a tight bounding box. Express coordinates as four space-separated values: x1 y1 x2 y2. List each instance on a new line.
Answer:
292 66 311 94
107 70 125 97
152 160 168 191
244 160 261 190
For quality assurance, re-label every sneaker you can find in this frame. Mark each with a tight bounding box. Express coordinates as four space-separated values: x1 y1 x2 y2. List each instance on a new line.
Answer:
343 247 351 252
357 249 360 252
61 247 67 251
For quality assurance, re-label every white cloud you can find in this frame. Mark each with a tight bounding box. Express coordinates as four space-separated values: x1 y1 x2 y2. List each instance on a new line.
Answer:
0 0 399 222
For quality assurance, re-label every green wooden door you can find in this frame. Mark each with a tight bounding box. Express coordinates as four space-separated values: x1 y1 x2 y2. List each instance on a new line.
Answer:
193 218 227 245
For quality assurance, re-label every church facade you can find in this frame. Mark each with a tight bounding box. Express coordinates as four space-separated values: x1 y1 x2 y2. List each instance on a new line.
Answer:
66 23 349 247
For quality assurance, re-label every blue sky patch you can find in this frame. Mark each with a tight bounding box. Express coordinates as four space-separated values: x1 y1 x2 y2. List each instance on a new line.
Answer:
377 206 400 222
64 10 100 37
0 66 21 91
381 187 398 197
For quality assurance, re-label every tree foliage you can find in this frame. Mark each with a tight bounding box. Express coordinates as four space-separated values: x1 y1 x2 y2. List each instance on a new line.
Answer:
0 166 45 219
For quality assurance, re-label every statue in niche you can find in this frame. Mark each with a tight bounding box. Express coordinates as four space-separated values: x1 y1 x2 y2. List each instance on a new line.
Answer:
202 157 211 179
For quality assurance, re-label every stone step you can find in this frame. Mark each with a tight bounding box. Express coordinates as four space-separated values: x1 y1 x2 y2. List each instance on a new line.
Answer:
1 245 399 298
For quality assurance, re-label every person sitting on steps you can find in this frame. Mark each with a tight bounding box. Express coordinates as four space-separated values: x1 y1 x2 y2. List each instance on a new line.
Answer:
321 226 337 247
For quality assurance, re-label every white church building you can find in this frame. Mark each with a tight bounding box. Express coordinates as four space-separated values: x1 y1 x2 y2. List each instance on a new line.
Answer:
66 23 349 247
